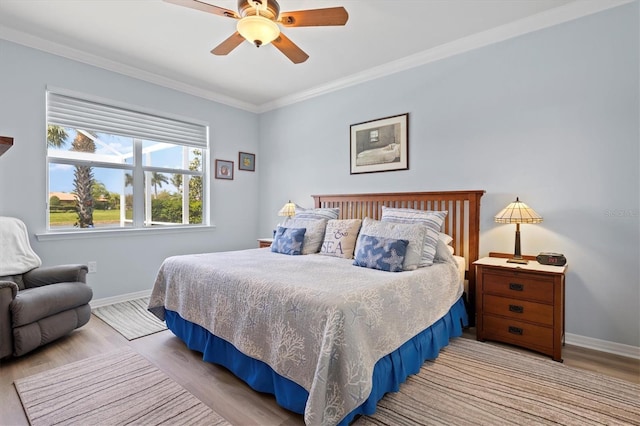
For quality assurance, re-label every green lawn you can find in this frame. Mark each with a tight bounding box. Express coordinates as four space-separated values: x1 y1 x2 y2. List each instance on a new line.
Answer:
50 210 130 225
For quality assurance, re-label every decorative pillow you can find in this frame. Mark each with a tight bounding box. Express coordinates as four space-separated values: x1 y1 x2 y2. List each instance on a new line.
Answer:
271 226 306 255
295 207 340 221
319 219 362 259
438 232 454 254
438 232 453 246
353 234 408 272
381 207 447 267
285 218 328 254
355 217 427 271
434 238 455 263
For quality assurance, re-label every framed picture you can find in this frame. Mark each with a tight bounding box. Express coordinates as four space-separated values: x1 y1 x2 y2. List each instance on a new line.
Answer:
350 113 409 174
238 152 256 171
215 159 234 180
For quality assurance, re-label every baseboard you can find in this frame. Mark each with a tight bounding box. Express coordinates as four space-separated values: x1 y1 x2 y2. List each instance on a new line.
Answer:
565 333 640 360
90 289 152 309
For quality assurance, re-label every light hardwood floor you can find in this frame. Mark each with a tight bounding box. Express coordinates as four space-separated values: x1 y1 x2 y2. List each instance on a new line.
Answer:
0 317 638 426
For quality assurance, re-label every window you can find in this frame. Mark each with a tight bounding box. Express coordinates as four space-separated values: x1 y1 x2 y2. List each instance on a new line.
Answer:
46 90 208 231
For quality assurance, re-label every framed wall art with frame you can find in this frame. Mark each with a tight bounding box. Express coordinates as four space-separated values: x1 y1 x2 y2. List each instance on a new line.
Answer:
350 113 409 174
238 152 256 171
215 159 234 180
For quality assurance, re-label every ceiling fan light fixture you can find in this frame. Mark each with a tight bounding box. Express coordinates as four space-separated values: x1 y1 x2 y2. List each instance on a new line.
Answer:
237 15 280 47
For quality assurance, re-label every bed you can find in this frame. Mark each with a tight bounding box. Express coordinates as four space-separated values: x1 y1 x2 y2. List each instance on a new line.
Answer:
355 143 400 166
149 190 484 426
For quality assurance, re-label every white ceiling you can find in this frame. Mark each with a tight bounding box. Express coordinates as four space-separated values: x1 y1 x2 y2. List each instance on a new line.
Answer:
0 0 627 112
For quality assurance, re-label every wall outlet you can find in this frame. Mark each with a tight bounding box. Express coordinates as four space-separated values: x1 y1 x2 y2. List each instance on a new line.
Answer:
87 261 97 274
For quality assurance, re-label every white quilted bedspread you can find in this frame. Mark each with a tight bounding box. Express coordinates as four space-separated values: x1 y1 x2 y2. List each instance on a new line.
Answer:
149 248 461 426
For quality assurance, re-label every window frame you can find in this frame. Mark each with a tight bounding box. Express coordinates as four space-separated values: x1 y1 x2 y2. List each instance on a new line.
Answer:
43 88 211 237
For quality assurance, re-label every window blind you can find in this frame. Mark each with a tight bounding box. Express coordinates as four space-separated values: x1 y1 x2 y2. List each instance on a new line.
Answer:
47 92 207 148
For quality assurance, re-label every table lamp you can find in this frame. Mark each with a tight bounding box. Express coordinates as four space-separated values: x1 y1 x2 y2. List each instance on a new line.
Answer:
494 197 543 264
273 200 296 237
278 200 296 218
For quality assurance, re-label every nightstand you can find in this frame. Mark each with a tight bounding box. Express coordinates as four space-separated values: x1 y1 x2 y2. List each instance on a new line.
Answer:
257 238 273 248
474 254 567 362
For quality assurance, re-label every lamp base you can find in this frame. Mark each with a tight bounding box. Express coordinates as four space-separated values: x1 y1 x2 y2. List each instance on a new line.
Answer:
507 257 529 265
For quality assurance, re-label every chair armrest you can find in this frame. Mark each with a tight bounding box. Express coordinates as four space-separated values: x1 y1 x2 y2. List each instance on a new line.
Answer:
0 283 18 358
0 281 18 300
23 264 88 288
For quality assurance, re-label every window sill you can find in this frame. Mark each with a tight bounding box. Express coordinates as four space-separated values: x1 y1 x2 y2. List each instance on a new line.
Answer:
36 224 216 242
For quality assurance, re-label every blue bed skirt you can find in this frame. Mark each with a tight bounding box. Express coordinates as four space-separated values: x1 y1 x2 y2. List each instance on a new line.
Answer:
165 297 468 425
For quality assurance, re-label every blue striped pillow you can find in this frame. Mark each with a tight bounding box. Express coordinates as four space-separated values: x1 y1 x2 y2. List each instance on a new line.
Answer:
295 207 340 221
381 207 447 267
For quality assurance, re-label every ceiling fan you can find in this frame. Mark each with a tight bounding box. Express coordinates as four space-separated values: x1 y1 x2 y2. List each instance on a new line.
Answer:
165 0 349 64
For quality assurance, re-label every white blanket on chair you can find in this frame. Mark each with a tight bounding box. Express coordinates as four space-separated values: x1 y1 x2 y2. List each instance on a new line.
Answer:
0 217 42 276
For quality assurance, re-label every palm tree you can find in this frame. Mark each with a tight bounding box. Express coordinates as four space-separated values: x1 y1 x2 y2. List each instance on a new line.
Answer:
47 126 97 228
189 150 202 202
171 173 182 193
151 172 169 198
47 125 68 148
71 132 96 227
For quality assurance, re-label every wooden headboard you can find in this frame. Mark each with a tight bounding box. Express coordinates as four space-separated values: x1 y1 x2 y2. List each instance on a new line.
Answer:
313 190 485 324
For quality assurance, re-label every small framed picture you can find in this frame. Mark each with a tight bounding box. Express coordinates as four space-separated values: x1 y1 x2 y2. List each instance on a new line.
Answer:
238 152 256 171
215 159 234 180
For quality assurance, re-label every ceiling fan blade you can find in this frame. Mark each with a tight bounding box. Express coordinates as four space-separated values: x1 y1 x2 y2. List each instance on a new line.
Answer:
272 33 309 64
164 0 240 19
279 7 348 27
211 32 245 55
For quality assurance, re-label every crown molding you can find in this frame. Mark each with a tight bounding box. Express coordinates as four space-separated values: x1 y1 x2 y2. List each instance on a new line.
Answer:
0 25 260 113
1 0 632 114
257 0 634 113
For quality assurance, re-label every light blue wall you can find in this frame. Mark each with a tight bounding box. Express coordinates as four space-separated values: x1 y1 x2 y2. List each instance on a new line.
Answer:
258 3 639 347
0 39 260 300
1 3 637 348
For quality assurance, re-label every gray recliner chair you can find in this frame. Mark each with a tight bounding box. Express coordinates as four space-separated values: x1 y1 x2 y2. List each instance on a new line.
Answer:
0 217 93 358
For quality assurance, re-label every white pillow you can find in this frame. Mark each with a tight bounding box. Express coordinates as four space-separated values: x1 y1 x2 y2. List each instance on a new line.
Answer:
438 232 453 246
434 239 455 263
285 218 328 254
381 206 447 267
355 217 428 271
438 232 454 254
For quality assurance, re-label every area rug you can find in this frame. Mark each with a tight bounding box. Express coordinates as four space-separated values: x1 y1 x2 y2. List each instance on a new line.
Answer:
353 338 640 426
14 347 230 426
93 296 167 340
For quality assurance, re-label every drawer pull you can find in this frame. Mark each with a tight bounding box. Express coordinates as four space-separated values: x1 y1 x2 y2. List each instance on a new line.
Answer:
509 283 524 291
509 304 524 314
508 326 523 335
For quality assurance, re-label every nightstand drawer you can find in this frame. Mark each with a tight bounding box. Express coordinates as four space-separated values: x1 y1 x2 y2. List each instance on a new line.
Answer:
483 315 553 352
484 295 553 326
483 271 553 303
